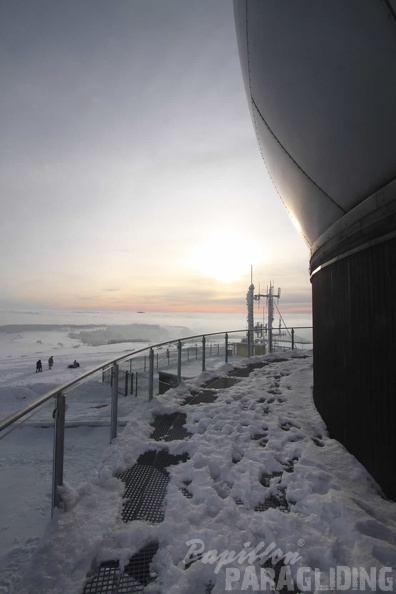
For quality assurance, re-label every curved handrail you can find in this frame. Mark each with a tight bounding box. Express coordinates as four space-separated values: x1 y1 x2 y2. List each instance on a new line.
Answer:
0 328 248 432
0 325 312 514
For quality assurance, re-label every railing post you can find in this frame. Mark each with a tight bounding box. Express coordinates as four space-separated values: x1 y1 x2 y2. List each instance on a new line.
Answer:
148 348 154 400
291 328 295 350
177 340 182 384
111 363 119 441
247 329 253 358
225 333 229 363
202 335 206 371
52 391 66 516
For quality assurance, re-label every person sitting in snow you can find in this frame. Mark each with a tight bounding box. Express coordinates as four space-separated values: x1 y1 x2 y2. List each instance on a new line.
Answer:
48 356 54 370
68 360 80 368
36 359 42 373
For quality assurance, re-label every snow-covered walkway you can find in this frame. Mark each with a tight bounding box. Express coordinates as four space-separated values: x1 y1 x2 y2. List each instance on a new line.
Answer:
11 351 396 593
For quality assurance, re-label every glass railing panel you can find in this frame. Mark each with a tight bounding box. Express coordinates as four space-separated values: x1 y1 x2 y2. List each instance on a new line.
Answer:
61 369 114 489
121 353 151 400
0 398 55 591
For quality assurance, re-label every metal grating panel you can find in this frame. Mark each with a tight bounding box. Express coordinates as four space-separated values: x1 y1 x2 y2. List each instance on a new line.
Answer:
83 544 158 594
204 377 240 389
123 542 159 586
131 468 169 523
152 450 188 470
150 412 190 442
120 466 168 523
165 425 190 441
83 561 119 594
165 413 190 441
117 574 143 593
121 465 160 523
184 389 218 405
122 465 152 497
228 362 269 377
255 488 289 513
118 451 189 523
150 412 179 440
135 450 156 466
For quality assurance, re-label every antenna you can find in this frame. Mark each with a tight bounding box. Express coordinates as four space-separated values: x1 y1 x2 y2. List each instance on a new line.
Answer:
252 281 281 352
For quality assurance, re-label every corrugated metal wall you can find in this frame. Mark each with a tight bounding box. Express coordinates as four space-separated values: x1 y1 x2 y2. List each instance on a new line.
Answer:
312 237 396 499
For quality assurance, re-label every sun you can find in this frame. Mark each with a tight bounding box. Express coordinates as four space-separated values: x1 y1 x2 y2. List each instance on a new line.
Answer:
192 231 263 283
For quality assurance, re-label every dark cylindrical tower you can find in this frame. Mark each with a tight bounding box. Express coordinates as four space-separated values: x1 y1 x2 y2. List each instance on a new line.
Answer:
234 0 396 498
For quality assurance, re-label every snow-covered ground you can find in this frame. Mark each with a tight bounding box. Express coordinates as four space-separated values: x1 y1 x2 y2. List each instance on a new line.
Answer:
1 322 395 593
0 320 241 591
0 325 149 593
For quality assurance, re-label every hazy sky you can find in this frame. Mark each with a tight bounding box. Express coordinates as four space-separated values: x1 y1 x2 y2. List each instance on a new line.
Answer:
0 0 311 314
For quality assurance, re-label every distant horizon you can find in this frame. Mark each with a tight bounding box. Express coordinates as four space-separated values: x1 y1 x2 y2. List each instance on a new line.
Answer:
0 304 312 316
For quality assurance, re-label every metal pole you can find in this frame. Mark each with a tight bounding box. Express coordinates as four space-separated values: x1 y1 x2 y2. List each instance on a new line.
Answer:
269 328 273 353
52 392 66 515
225 333 229 363
291 328 295 350
248 331 253 357
148 348 154 400
247 283 255 357
177 340 182 384
111 363 119 441
202 335 206 372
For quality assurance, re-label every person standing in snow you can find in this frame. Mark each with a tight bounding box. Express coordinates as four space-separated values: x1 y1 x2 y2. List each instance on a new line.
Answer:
48 356 54 370
36 360 42 372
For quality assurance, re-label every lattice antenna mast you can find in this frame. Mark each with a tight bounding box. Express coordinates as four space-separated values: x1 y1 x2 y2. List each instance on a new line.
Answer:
266 281 281 334
254 281 281 352
246 266 255 357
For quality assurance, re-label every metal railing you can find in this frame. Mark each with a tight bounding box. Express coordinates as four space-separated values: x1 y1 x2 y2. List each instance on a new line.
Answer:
0 326 312 516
